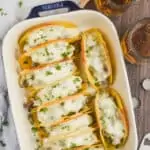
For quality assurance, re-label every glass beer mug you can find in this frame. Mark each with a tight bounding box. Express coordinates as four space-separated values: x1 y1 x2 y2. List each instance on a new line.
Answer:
95 0 140 16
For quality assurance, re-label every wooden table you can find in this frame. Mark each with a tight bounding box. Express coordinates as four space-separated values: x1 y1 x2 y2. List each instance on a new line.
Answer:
86 0 150 145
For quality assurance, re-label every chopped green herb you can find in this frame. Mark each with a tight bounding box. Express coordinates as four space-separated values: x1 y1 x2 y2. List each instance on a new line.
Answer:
68 112 74 116
40 107 48 113
55 65 61 70
0 8 7 16
53 83 58 88
51 95 55 99
73 77 81 83
67 44 72 50
37 97 42 103
31 127 38 133
40 35 47 39
70 142 77 148
45 47 49 55
61 52 68 58
45 71 52 76
23 80 29 87
60 102 64 106
18 0 23 8
86 46 93 54
48 57 53 61
49 28 54 31
44 94 50 100
84 148 89 150
34 39 37 43
84 138 89 141
95 82 100 86
30 75 35 80
58 96 62 99
61 125 70 130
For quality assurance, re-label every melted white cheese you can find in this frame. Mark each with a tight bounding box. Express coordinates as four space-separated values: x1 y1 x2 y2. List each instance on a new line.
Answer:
43 131 98 149
34 76 82 106
85 34 110 84
37 95 87 126
31 41 75 64
85 86 96 96
49 114 93 136
22 60 76 87
99 93 125 145
24 26 79 51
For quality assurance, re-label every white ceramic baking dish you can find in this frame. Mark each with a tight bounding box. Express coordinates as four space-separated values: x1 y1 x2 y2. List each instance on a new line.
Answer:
2 2 138 150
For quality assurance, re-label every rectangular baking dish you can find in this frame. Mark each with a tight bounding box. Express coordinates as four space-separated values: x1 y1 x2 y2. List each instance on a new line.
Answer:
2 9 138 150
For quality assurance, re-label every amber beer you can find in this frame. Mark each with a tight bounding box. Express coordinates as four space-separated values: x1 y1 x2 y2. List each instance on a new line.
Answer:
95 0 136 15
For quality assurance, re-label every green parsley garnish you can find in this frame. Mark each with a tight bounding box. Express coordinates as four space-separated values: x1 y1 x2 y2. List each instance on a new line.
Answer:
49 28 54 31
95 82 100 86
61 52 68 58
67 45 72 50
60 102 64 106
45 71 52 76
0 8 7 16
73 77 81 83
40 107 48 113
45 47 49 55
84 138 89 141
68 112 74 116
55 65 61 70
86 46 93 54
40 35 47 40
18 0 23 8
34 39 37 43
31 127 38 133
37 97 42 103
70 143 77 148
61 125 70 130
30 75 35 80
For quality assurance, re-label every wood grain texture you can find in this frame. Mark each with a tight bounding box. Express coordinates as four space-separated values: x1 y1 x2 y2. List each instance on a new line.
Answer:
86 0 150 145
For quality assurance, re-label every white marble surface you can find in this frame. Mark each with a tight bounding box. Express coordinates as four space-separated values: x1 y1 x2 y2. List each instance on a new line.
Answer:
0 0 89 149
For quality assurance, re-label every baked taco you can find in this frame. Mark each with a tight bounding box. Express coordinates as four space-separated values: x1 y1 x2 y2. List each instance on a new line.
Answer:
81 28 112 90
24 75 90 108
18 39 78 69
29 89 95 127
18 21 80 53
19 59 77 88
94 88 129 149
36 126 101 150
